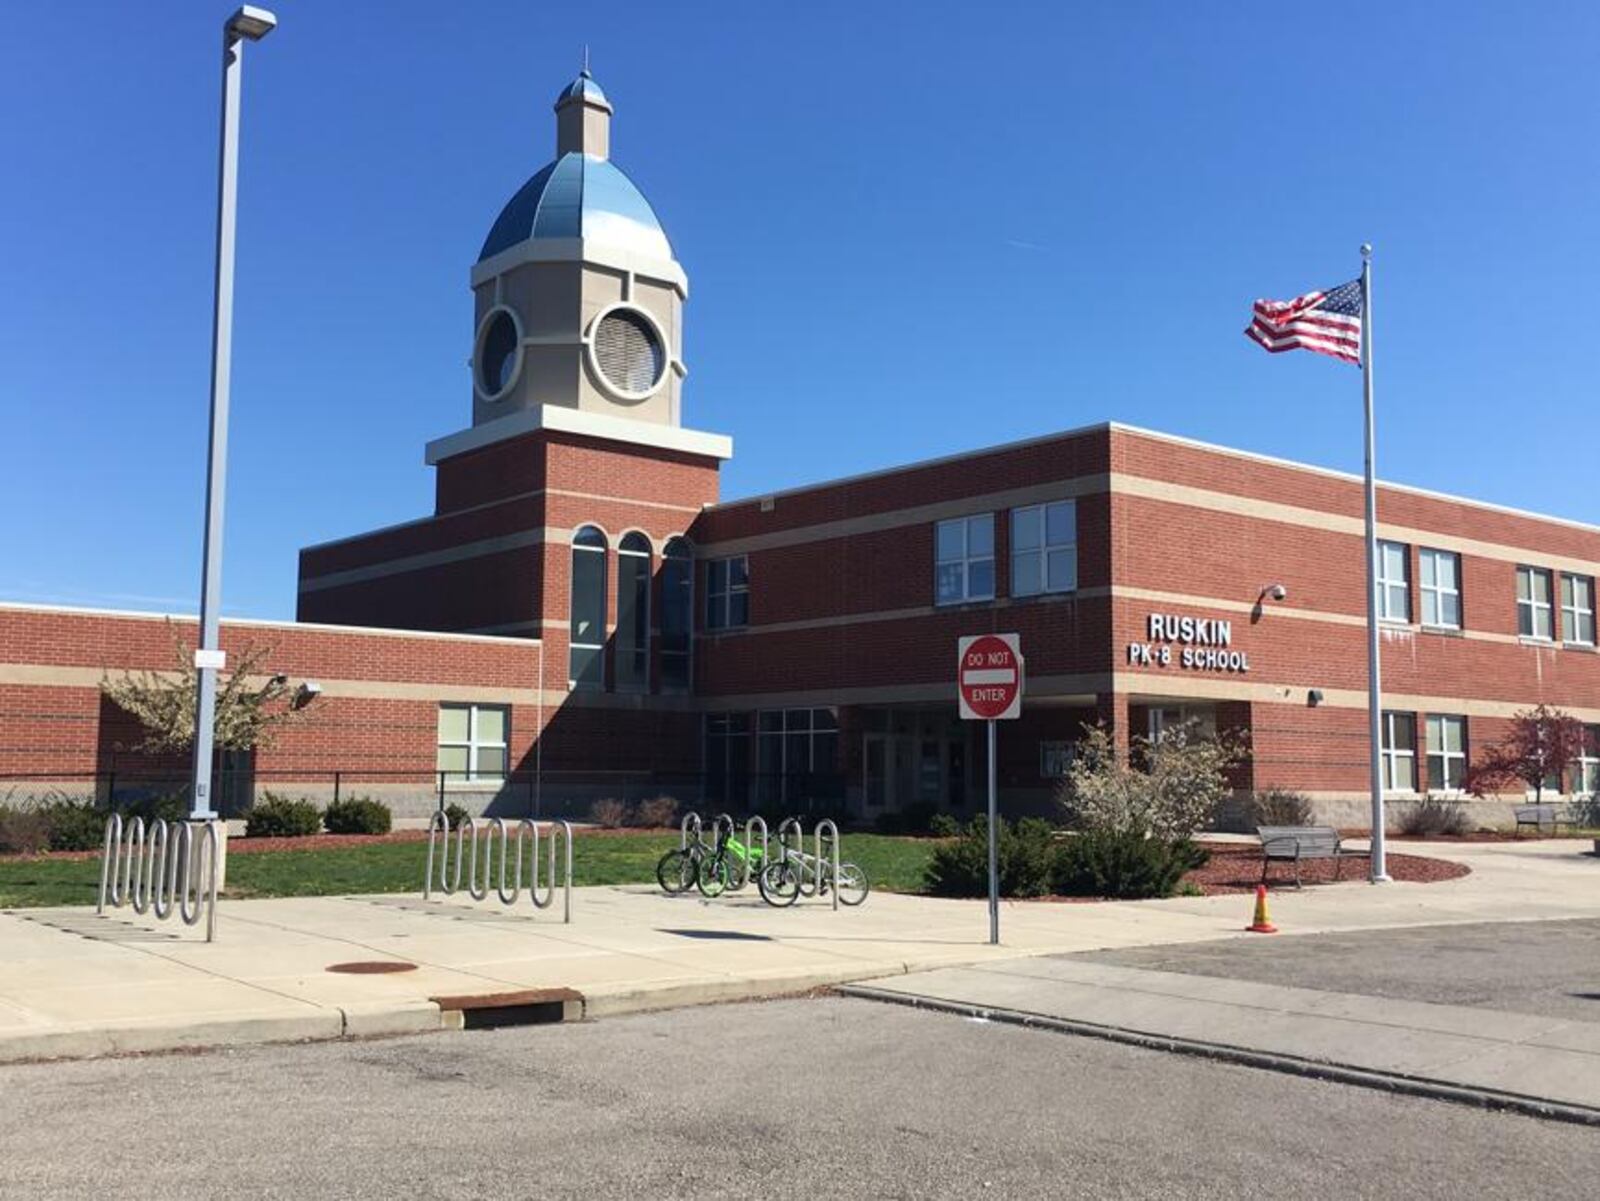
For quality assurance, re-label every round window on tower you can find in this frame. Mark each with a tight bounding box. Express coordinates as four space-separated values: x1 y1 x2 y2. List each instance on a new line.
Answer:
474 307 522 402
588 305 668 400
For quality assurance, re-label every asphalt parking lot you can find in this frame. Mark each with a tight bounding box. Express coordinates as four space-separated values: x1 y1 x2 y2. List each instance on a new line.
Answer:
1076 917 1600 1021
2 995 1595 1200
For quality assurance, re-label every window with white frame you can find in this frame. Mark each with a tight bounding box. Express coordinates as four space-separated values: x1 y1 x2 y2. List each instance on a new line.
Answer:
437 703 509 782
1419 548 1461 629
1375 541 1410 622
660 537 693 692
1425 714 1467 793
615 532 651 692
1561 573 1595 645
935 514 995 605
1381 710 1417 793
569 525 608 688
1572 725 1599 797
1011 500 1077 597
1517 566 1554 639
706 556 749 631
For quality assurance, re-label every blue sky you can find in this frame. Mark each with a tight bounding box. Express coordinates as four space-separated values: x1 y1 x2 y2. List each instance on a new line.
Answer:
2 2 1596 620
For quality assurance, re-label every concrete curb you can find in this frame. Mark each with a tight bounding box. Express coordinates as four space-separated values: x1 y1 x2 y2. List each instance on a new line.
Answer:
837 984 1600 1130
0 1003 448 1066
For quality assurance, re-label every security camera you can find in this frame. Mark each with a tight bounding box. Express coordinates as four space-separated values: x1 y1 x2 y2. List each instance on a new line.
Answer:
1265 583 1288 602
267 673 290 688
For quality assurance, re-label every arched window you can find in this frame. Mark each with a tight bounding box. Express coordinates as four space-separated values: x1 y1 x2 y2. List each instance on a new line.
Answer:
660 536 693 692
569 525 607 689
615 532 651 691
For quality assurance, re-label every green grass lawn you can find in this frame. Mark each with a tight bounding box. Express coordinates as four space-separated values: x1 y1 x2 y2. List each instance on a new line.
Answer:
0 832 940 909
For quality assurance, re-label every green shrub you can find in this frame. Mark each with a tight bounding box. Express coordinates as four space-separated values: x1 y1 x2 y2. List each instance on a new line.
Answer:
443 802 472 829
0 805 51 855
928 812 960 838
1398 796 1469 837
1248 788 1316 828
37 794 106 851
245 793 322 838
323 796 391 835
923 816 1057 898
1052 830 1207 900
119 792 189 826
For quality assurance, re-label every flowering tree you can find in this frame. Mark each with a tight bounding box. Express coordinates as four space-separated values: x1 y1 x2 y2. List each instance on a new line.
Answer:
1058 720 1249 841
100 623 302 754
1464 704 1592 802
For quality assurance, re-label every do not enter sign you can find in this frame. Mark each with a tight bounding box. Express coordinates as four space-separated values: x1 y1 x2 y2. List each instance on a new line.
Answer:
957 633 1023 721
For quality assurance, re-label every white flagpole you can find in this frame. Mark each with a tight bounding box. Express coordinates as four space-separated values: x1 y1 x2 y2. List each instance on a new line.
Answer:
1361 242 1390 883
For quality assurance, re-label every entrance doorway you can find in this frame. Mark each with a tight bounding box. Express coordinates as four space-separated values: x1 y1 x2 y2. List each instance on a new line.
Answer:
861 711 969 812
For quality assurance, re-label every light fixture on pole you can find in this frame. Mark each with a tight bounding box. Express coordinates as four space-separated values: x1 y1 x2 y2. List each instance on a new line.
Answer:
187 6 276 820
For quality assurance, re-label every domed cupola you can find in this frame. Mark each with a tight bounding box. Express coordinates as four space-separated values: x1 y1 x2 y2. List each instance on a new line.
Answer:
463 67 689 432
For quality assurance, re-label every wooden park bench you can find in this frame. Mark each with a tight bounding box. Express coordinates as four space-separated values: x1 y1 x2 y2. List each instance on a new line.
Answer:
1257 825 1363 889
1513 803 1579 837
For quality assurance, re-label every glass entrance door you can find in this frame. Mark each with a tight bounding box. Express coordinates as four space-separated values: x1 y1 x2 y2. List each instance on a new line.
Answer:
864 734 892 809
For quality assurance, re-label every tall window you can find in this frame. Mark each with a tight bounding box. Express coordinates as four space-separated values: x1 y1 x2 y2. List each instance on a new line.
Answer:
569 525 607 689
1418 548 1461 629
615 532 651 691
935 514 994 605
437 703 508 782
706 556 749 630
756 708 839 805
1517 566 1553 639
1011 500 1077 597
704 712 752 806
1425 714 1467 793
1572 726 1600 797
1375 541 1410 622
1561 573 1595 645
1381 710 1417 793
660 537 693 692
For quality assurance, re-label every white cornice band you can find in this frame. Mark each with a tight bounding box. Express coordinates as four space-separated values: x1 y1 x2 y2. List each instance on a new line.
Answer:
424 405 732 466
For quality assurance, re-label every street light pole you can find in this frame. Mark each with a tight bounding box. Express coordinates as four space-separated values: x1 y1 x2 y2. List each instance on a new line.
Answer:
188 7 276 820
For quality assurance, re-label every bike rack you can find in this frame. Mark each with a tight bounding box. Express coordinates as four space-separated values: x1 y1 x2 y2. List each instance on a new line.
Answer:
734 816 769 889
814 819 841 912
424 812 573 922
679 811 703 851
97 814 220 941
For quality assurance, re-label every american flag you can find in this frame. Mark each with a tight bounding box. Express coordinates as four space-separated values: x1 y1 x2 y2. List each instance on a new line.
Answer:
1244 278 1364 365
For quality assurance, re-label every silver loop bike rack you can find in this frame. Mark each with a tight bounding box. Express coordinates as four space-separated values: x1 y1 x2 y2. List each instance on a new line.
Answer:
679 811 703 850
97 814 220 941
733 816 768 890
812 819 841 911
424 812 573 922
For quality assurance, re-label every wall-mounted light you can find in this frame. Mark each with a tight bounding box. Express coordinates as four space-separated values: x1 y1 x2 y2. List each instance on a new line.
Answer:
294 681 323 709
1307 688 1324 707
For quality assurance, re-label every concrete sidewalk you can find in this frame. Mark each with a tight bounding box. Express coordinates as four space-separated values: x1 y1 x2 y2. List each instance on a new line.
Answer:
842 957 1600 1123
1 838 1595 1065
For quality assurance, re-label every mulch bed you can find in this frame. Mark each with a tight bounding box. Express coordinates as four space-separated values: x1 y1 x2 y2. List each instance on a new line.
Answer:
1186 844 1469 894
0 824 686 862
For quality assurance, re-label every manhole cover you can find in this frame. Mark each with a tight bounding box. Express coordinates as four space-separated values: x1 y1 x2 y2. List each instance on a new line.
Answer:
326 960 418 975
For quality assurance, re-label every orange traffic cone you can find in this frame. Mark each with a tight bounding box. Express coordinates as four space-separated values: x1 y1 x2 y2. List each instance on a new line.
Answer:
1246 884 1278 934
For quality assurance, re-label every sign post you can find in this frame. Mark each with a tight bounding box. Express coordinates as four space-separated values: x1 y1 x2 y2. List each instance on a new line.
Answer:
957 633 1023 945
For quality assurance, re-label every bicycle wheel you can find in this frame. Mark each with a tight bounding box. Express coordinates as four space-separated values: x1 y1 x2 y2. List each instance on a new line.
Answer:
697 853 732 899
835 862 870 906
758 860 801 907
656 849 696 895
